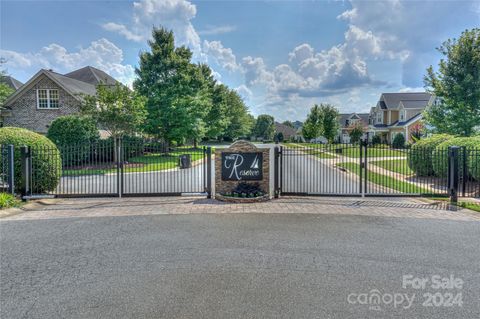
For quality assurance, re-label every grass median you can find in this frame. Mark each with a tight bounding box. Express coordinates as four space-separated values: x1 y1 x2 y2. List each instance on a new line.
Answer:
337 162 429 194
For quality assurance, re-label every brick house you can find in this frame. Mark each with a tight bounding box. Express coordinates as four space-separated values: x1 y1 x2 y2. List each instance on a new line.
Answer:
1 66 118 133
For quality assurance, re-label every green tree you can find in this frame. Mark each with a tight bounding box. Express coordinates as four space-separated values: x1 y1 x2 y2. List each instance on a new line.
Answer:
424 28 480 136
348 122 364 144
253 114 275 140
0 60 15 125
134 27 211 146
320 104 340 143
81 83 146 140
302 105 323 140
205 83 230 140
223 90 253 141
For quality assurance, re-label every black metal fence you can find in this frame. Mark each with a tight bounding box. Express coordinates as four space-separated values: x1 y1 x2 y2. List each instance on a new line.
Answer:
2 139 479 200
22 138 212 198
278 142 480 197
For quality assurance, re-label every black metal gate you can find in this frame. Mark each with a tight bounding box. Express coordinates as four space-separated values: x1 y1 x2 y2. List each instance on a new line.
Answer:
276 142 479 197
24 138 212 198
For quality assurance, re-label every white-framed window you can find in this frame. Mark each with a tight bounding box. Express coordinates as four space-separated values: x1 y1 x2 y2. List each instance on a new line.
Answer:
37 89 59 109
400 110 405 121
376 112 382 124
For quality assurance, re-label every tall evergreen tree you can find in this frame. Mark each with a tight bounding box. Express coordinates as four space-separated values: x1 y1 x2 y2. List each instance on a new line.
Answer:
134 27 211 146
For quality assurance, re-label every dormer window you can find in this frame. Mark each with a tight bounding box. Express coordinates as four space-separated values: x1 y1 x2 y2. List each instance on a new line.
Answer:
376 112 382 123
37 89 59 109
400 110 405 121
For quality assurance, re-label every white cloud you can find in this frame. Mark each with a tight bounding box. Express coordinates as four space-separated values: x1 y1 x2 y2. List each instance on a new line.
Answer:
235 84 252 101
202 40 240 72
103 0 201 56
102 22 143 42
241 56 273 86
198 25 236 36
0 38 135 86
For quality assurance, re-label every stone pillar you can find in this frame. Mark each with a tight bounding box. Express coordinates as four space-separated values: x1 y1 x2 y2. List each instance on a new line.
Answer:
215 140 271 202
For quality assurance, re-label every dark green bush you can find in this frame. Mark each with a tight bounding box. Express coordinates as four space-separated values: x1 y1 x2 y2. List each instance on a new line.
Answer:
407 134 452 177
432 137 480 178
371 135 381 145
0 127 61 192
392 133 406 149
47 116 99 166
469 148 480 180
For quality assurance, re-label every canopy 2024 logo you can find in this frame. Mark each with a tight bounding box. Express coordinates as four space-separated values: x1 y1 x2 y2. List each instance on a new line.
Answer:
222 153 263 181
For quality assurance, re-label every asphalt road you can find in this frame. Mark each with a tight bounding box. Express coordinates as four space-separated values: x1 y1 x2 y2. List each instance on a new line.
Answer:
56 163 206 195
281 149 376 194
1 212 479 318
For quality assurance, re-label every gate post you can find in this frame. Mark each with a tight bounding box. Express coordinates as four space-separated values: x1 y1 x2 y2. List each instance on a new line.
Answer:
7 144 15 195
274 146 280 198
116 138 123 198
448 146 460 205
206 147 212 198
20 146 31 198
359 141 363 196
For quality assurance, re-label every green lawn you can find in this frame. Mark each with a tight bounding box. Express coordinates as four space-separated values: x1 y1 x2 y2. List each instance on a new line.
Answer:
301 149 337 159
63 150 205 176
338 162 430 194
281 143 335 158
284 143 406 158
370 159 414 175
335 147 406 158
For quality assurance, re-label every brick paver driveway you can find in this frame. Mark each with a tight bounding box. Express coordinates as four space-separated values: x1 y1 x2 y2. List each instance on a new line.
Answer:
1 196 479 318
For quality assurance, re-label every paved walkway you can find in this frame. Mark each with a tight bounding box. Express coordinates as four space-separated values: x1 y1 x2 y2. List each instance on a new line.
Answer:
2 196 479 221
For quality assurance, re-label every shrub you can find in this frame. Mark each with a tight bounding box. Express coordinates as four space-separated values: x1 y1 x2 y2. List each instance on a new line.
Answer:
392 133 406 149
432 136 480 178
0 193 20 209
407 134 452 176
371 135 381 145
274 132 284 142
47 116 99 166
0 127 61 192
469 149 480 180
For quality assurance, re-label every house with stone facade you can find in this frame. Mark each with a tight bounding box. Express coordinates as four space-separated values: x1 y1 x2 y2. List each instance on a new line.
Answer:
1 66 118 133
368 92 434 143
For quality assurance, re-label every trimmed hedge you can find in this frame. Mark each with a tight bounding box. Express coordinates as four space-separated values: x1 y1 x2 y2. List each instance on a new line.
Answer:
407 134 452 176
432 136 480 179
0 127 61 192
47 116 99 166
392 133 405 149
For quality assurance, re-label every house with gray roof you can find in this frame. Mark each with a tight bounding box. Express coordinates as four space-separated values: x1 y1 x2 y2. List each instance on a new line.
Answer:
337 113 369 143
1 66 118 133
368 92 434 144
1 75 24 90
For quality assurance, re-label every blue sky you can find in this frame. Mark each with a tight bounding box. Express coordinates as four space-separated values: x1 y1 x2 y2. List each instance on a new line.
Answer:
1 0 479 121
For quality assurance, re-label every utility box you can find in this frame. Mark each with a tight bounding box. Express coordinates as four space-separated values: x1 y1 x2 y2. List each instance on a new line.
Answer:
179 154 191 169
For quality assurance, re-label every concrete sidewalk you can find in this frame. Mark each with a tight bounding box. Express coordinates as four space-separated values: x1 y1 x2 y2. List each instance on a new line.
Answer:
2 196 479 221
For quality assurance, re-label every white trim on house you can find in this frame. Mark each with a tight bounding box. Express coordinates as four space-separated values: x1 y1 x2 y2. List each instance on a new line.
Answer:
36 88 60 109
